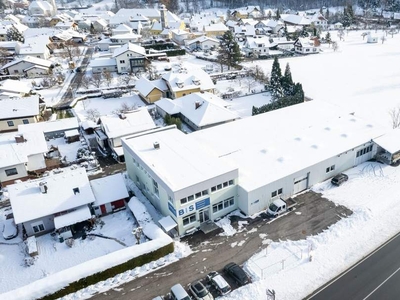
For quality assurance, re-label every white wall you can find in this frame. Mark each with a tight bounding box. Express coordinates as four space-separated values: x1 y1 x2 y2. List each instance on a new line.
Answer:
27 153 46 171
0 163 28 184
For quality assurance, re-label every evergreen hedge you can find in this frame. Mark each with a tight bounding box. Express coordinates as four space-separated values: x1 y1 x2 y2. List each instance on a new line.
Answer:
39 242 174 300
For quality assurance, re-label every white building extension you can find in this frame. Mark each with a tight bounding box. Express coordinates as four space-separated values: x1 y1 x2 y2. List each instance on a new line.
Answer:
123 101 387 235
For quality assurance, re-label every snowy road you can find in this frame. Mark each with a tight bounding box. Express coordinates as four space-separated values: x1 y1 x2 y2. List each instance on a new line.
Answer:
309 231 400 300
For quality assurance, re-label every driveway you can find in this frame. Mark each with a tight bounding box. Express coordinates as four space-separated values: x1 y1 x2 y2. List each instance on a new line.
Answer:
92 191 352 300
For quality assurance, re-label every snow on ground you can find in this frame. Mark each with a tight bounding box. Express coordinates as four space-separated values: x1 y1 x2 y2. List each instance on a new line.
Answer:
46 137 84 162
242 30 400 130
218 162 400 300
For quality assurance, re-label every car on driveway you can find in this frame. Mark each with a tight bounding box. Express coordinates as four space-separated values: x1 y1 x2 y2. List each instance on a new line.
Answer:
189 281 213 300
3 213 18 240
331 173 349 186
223 262 251 286
207 271 231 296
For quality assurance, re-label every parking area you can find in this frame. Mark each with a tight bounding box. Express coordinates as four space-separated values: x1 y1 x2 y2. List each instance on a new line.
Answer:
94 190 352 300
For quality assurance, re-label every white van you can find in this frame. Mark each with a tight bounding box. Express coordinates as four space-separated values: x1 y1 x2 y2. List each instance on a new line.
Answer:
170 284 191 300
207 271 231 296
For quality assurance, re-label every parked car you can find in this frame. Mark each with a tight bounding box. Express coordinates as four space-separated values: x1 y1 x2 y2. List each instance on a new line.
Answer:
331 173 349 186
189 281 213 300
207 271 231 296
266 198 297 218
151 296 164 300
3 213 18 240
170 284 191 300
223 262 251 286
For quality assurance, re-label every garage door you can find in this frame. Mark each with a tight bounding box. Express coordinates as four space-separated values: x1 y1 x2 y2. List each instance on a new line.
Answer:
293 174 308 194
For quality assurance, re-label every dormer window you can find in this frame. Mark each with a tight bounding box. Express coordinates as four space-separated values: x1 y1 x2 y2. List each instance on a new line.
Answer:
176 81 184 88
192 77 200 85
73 187 80 195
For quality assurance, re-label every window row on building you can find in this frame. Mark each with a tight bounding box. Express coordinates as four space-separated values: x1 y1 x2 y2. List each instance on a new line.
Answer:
356 145 373 157
210 179 234 193
326 165 335 173
271 188 283 198
180 189 209 204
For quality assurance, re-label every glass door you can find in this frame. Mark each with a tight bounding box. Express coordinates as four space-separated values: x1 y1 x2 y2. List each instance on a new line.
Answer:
199 208 210 223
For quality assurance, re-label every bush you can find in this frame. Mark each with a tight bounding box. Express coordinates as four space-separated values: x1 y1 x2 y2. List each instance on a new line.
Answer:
40 242 174 300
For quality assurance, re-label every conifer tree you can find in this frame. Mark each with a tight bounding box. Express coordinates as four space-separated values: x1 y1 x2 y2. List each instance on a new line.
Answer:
269 56 282 99
281 63 294 96
217 30 241 71
6 25 24 43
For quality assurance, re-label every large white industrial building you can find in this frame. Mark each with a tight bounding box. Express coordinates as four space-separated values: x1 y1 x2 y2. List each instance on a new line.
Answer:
122 101 388 235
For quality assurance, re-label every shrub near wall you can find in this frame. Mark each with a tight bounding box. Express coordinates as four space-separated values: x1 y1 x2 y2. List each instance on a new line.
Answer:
40 242 174 300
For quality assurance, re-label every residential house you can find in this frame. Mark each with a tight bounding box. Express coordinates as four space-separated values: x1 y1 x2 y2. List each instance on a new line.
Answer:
243 36 275 57
0 95 40 132
112 42 146 74
90 173 129 216
310 13 328 30
1 56 53 77
54 21 78 30
122 101 387 235
18 116 79 139
90 57 117 74
231 6 261 19
155 92 240 131
112 23 132 36
280 14 311 27
161 69 215 99
255 19 283 34
92 18 108 33
136 76 168 103
0 130 48 186
109 33 141 45
171 29 190 45
95 108 157 161
185 35 219 51
294 37 319 54
8 167 96 237
203 23 228 37
28 0 55 17
0 79 32 97
19 35 51 59
111 8 161 28
0 41 22 54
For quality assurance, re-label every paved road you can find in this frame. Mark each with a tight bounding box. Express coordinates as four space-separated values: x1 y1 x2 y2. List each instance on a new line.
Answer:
308 232 400 300
92 191 352 300
54 46 94 109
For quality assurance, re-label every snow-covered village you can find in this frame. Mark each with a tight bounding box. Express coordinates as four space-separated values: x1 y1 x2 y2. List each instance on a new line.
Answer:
1 0 400 299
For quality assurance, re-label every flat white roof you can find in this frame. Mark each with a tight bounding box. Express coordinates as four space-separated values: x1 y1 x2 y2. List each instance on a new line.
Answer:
65 129 79 137
373 129 400 154
0 130 47 169
191 101 386 191
0 95 38 119
9 167 96 224
159 216 177 232
123 127 237 192
54 205 91 229
90 173 129 207
100 108 157 139
18 117 79 134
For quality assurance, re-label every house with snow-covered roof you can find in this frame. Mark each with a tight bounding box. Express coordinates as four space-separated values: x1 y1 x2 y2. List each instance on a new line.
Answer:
155 92 240 131
170 29 190 45
89 57 117 74
19 35 51 59
243 36 276 57
185 35 219 51
95 107 157 161
8 167 95 237
122 100 388 235
231 6 262 19
109 33 141 45
90 173 129 216
0 79 32 98
0 95 41 132
0 55 53 77
112 42 146 74
136 76 168 104
18 116 79 139
294 37 319 54
0 130 48 186
280 14 311 27
203 23 229 37
161 69 215 99
112 23 132 36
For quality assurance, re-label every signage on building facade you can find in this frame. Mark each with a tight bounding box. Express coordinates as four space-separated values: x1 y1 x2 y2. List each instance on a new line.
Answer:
175 198 211 217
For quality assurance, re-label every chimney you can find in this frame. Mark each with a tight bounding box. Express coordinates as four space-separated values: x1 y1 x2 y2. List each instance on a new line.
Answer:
15 134 25 143
195 101 201 109
153 141 160 149
39 181 48 194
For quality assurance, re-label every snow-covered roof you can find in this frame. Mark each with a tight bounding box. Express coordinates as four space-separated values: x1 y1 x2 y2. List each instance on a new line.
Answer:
18 117 79 134
54 205 91 229
373 129 400 154
1 55 53 70
245 36 276 49
112 42 145 58
100 107 157 139
156 92 240 128
158 215 177 232
122 127 238 192
89 58 116 67
112 23 132 33
64 129 79 137
0 130 47 169
161 69 214 93
114 8 160 19
90 173 129 206
136 77 167 96
9 167 96 224
204 23 228 32
0 95 39 119
81 120 98 130
281 14 311 26
0 79 30 94
186 35 219 45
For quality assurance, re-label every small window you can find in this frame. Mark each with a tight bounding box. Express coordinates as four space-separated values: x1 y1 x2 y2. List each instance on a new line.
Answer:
180 198 187 204
330 165 335 171
73 187 80 194
271 191 277 198
120 60 125 63
217 184 222 190
211 186 216 192
188 195 194 201
32 222 45 233
229 180 234 186
183 213 196 226
202 190 208 196
278 188 283 195
223 182 228 188
326 167 330 173
5 168 18 176
22 119 29 124
195 192 201 198
7 120 14 127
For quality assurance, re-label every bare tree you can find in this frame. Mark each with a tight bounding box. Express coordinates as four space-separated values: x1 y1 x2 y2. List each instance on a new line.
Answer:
389 106 400 129
90 73 103 88
118 73 135 86
80 75 91 89
337 30 344 41
380 35 386 44
102 70 113 87
332 41 339 52
243 76 257 93
112 102 137 115
60 40 81 62
361 32 368 40
85 108 100 122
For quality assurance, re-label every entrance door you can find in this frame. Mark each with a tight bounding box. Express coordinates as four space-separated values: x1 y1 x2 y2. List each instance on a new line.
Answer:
100 205 107 215
199 208 210 223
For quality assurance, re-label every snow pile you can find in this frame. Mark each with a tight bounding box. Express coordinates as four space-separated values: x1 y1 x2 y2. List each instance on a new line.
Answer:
216 217 237 236
128 196 154 226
